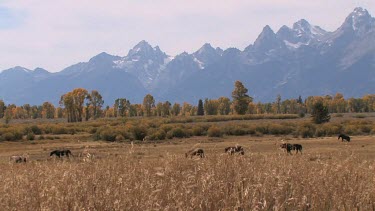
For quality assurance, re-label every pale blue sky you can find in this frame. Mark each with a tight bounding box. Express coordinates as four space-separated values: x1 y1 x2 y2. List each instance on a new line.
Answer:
0 0 374 72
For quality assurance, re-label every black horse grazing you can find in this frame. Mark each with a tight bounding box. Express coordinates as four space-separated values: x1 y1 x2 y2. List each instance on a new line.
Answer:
338 134 350 142
280 143 293 154
292 144 303 154
185 148 205 158
225 146 245 155
50 150 73 158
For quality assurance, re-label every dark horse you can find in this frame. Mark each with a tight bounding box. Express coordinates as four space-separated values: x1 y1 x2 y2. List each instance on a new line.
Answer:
281 143 303 154
225 146 245 155
50 150 73 158
185 148 205 158
292 144 303 154
280 143 293 154
338 134 350 142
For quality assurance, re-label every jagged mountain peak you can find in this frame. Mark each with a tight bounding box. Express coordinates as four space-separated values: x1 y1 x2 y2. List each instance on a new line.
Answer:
196 43 215 54
254 25 277 45
276 19 327 47
133 40 153 50
194 43 221 56
192 43 222 69
278 25 291 32
352 7 371 17
341 7 374 34
260 25 275 36
252 25 285 52
293 19 327 36
128 40 165 56
293 19 310 29
126 40 167 61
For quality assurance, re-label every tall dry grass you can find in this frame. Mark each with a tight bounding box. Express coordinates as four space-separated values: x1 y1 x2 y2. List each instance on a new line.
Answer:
1 150 374 210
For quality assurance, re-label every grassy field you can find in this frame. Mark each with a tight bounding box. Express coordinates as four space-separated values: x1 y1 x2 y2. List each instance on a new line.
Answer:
1 114 375 210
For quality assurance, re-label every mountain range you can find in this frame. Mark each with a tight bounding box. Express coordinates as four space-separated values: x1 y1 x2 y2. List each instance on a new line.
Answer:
1 7 374 105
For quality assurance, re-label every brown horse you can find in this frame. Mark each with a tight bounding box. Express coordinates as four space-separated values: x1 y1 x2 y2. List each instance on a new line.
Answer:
185 148 205 158
225 146 245 155
10 155 27 163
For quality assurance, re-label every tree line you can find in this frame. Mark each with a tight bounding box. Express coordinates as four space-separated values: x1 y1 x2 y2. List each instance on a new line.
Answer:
1 81 375 123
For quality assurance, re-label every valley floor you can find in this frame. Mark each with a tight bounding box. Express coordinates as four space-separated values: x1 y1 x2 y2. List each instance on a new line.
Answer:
1 134 375 162
1 120 375 210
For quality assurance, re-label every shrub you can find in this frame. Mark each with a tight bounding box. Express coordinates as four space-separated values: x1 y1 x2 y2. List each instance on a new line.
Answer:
160 125 174 133
30 125 42 135
192 125 206 136
298 122 316 138
168 127 189 139
229 125 247 136
148 130 166 140
207 125 223 137
320 123 342 136
154 130 167 140
99 129 117 142
255 125 269 134
132 126 148 141
115 135 125 141
343 125 359 135
26 133 35 141
2 132 15 141
51 126 66 134
314 127 326 137
359 125 372 134
89 127 98 134
0 129 22 141
268 123 293 135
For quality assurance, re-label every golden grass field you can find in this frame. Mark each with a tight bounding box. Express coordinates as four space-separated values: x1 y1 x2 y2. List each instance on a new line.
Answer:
1 115 375 210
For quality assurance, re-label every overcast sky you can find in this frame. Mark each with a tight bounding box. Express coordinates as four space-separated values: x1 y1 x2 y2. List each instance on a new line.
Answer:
0 1 374 72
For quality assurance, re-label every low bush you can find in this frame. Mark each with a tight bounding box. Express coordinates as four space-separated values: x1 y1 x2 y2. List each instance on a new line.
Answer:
131 126 148 141
29 125 42 135
1 130 23 141
98 129 117 142
191 125 206 136
26 133 35 141
297 122 316 138
207 125 223 137
149 130 166 140
167 127 190 139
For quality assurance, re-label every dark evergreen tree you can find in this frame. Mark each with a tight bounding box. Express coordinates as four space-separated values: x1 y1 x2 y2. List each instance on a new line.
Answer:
311 101 330 124
197 99 204 116
297 95 303 104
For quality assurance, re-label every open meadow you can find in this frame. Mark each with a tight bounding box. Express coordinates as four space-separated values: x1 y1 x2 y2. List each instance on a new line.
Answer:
1 114 375 210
